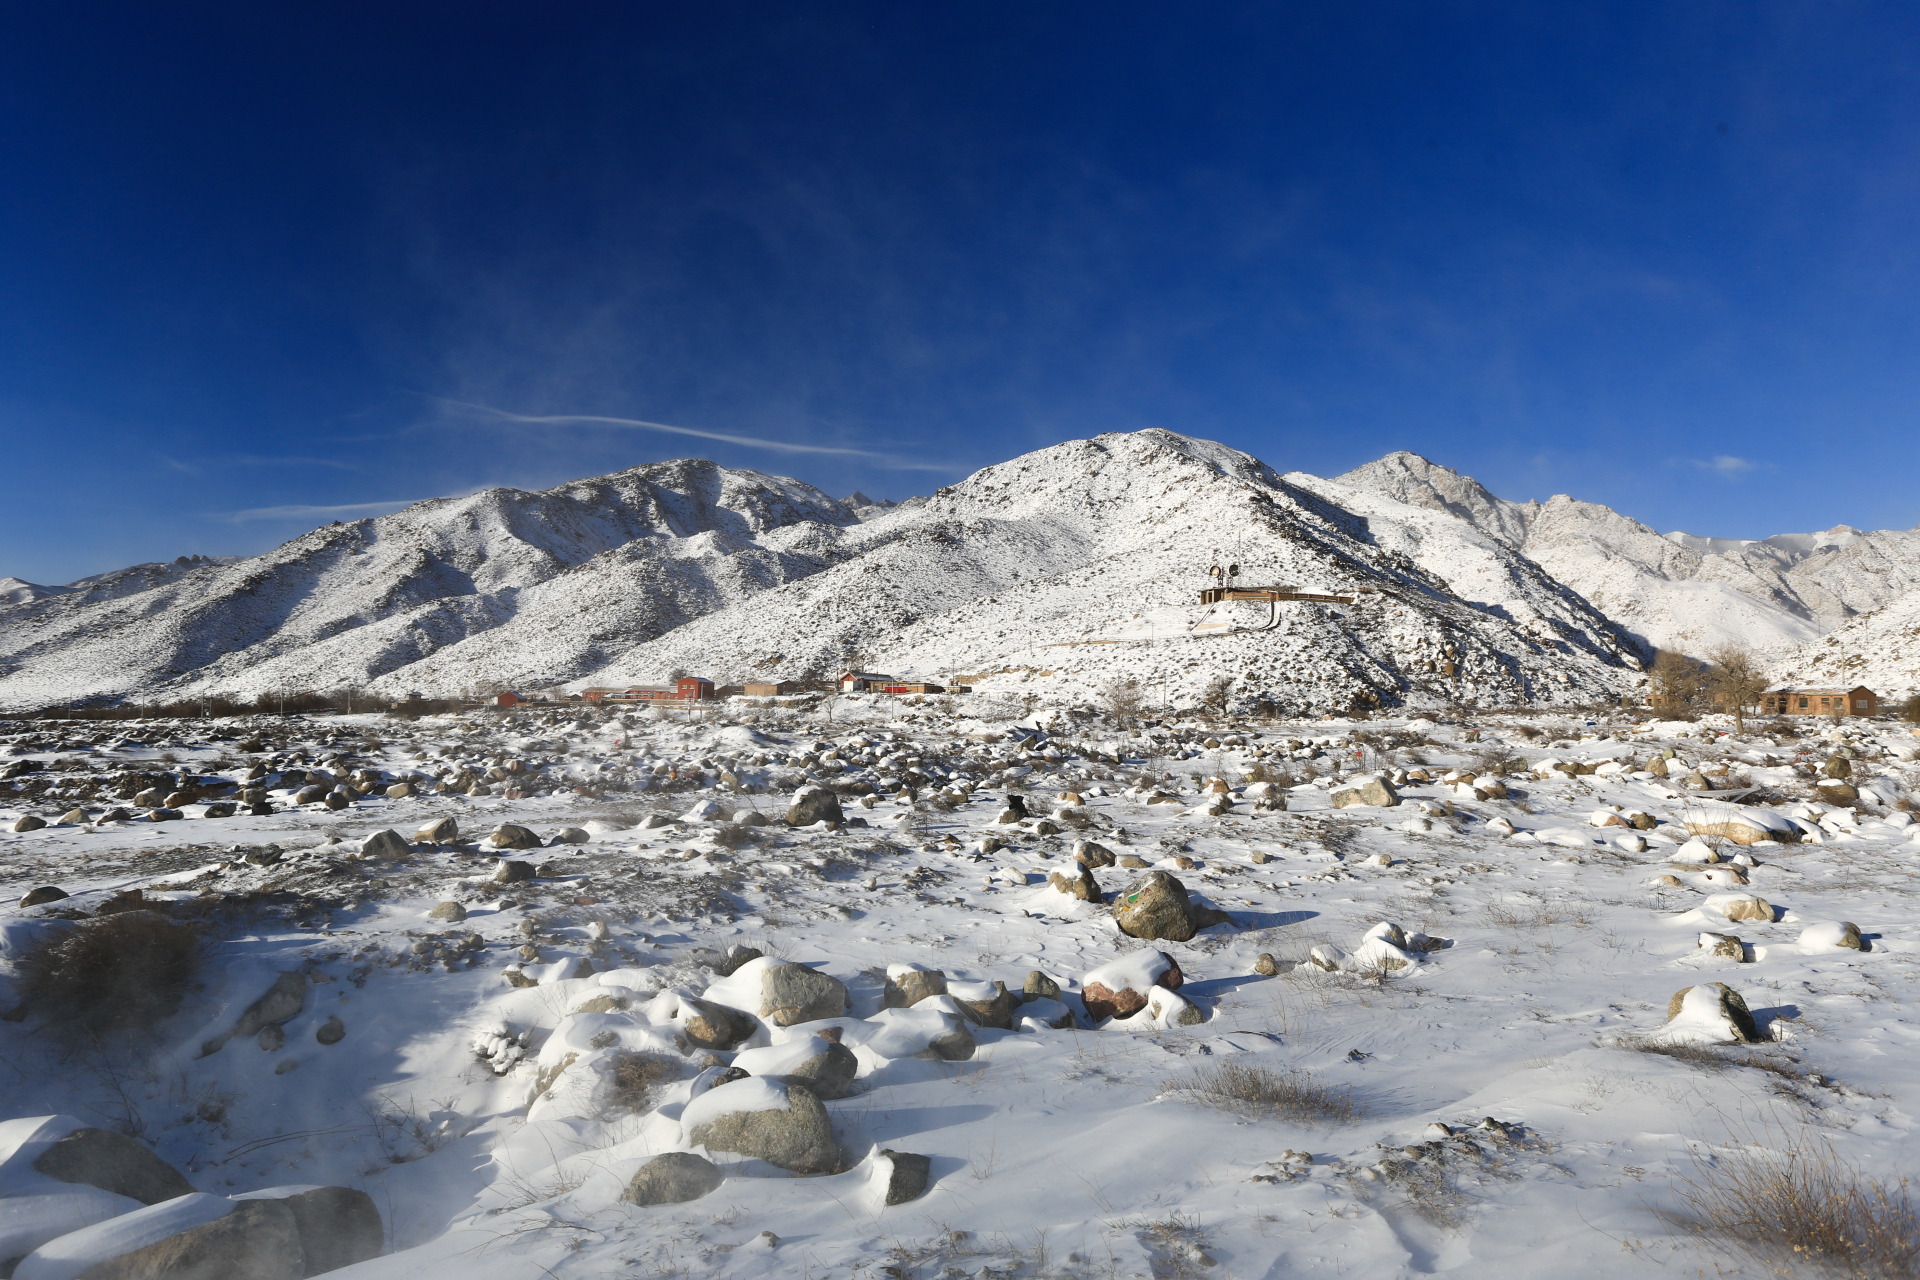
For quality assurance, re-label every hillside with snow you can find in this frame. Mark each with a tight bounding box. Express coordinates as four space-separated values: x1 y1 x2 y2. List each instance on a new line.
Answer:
1772 587 1920 700
1334 452 1920 659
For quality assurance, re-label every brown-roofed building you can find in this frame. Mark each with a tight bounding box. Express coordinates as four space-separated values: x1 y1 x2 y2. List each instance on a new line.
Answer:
1761 685 1878 717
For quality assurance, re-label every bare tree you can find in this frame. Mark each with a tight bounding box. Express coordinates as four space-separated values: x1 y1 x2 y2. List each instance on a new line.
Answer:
1102 676 1147 726
1704 641 1768 732
1202 675 1234 716
1648 649 1707 714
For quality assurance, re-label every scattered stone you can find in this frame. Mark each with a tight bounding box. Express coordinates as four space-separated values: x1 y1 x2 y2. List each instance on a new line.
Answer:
553 827 591 845
1082 949 1184 1021
70 1197 304 1278
56 808 89 826
316 1016 346 1045
716 945 765 977
680 997 756 1050
33 1126 195 1204
489 824 542 850
1117 854 1151 869
883 966 948 1008
1112 870 1230 942
950 980 1019 1030
1820 755 1852 779
1698 932 1746 962
428 901 468 922
879 1149 932 1205
1047 865 1100 902
492 860 536 884
786 788 844 828
1665 982 1760 1043
760 963 849 1026
12 815 47 833
1022 971 1062 1001
323 791 350 811
270 1186 384 1274
258 1024 286 1051
19 885 68 907
1254 953 1280 976
1330 775 1400 808
415 816 459 844
1799 921 1866 952
385 782 413 798
359 829 410 858
684 1079 844 1174
623 1151 724 1206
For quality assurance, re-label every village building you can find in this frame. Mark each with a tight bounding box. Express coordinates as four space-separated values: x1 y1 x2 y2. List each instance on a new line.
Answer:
743 680 793 696
1761 685 1878 717
838 671 946 694
581 676 716 703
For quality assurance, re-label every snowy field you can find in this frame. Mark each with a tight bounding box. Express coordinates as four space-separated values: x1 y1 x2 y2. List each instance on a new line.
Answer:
2 694 1917 1279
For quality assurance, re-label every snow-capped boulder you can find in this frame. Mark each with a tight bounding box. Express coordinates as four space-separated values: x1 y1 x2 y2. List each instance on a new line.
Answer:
1080 949 1184 1022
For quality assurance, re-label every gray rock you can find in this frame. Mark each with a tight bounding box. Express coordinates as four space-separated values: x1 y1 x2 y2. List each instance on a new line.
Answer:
552 827 591 845
258 1024 286 1051
204 972 308 1056
622 1151 724 1206
686 1080 843 1174
1253 953 1280 976
75 1196 304 1279
1820 755 1852 779
639 813 673 829
880 1149 932 1205
925 1017 976 1062
19 885 68 907
680 997 755 1050
1666 982 1760 1043
951 980 1018 1030
716 945 764 977
1330 775 1400 808
786 790 844 828
292 784 328 805
491 859 536 884
1073 840 1116 867
489 824 542 850
148 808 183 822
316 1016 346 1045
359 829 410 858
33 1127 194 1205
271 1185 384 1275
776 1040 860 1100
1022 970 1061 1002
415 816 459 844
1112 871 1202 942
12 815 47 833
882 968 947 1008
1048 865 1100 901
760 963 849 1027
428 901 467 922
57 808 90 825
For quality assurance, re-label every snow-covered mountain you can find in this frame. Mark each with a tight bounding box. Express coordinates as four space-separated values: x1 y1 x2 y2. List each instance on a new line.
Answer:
587 431 1642 713
1772 588 1920 700
0 432 1644 715
1335 452 1920 659
0 461 857 710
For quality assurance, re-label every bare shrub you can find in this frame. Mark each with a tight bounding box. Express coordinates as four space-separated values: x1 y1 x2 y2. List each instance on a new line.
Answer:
18 912 202 1035
1670 1127 1920 1277
1168 1062 1358 1124
605 1051 686 1114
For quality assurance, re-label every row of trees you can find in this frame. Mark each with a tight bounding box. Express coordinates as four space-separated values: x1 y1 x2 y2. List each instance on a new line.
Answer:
1647 643 1771 730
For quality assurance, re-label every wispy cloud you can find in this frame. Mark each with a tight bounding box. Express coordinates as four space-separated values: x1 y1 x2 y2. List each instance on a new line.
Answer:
433 398 955 472
1692 455 1761 479
221 499 429 523
229 455 361 471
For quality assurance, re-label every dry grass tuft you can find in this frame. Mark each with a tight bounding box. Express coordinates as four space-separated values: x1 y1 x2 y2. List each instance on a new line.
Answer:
18 911 202 1035
605 1050 686 1114
1671 1129 1920 1277
1169 1061 1358 1124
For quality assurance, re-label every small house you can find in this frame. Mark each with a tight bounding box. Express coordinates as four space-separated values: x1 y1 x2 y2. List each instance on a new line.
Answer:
495 692 522 707
1761 686 1878 717
743 680 792 696
838 671 895 692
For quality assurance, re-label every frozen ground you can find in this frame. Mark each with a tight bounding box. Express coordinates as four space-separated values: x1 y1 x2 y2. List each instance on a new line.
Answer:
2 696 1918 1279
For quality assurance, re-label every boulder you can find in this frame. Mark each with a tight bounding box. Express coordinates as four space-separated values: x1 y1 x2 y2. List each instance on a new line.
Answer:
323 791 350 811
491 860 536 884
878 1150 932 1205
622 1152 724 1206
428 901 467 922
735 1032 861 1099
1820 755 1852 779
1112 870 1229 942
12 815 47 833
489 824 542 850
1698 932 1746 962
57 809 89 826
359 829 410 858
19 886 69 907
948 980 1019 1030
882 966 947 1009
1117 854 1151 869
1080 949 1184 1022
315 1017 346 1045
202 972 308 1056
26 1196 305 1280
1022 970 1062 1001
683 1079 843 1175
1072 840 1116 868
292 785 328 806
1330 775 1399 808
253 1185 383 1275
1799 921 1866 952
760 963 849 1027
31 1127 195 1205
202 802 237 819
1047 865 1100 902
1253 953 1280 976
415 816 459 844
925 1017 977 1061
786 788 844 828
552 827 591 845
1815 780 1859 802
1706 893 1775 924
1664 982 1760 1043
679 997 755 1050
715 945 764 977
384 782 413 798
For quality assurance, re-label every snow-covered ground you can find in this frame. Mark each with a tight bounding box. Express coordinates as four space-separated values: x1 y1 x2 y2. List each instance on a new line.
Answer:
3 695 1917 1278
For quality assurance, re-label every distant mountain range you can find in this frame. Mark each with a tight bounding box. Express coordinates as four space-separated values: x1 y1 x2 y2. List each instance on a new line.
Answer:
1 432 1914 712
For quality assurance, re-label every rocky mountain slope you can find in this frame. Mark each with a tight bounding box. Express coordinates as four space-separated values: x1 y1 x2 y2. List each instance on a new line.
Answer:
1773 587 1920 699
0 433 1645 716
0 462 857 711
1335 452 1920 659
586 430 1644 714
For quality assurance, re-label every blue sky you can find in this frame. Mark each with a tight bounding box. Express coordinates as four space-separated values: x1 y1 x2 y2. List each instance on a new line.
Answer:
3 4 1918 583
